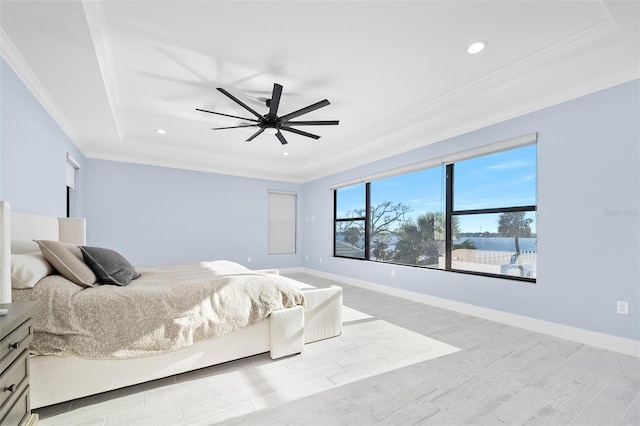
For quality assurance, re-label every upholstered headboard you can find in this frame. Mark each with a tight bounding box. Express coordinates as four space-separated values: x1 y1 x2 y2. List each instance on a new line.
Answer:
0 201 86 303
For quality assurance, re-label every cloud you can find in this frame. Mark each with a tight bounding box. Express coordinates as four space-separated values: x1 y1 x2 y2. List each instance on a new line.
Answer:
486 160 534 170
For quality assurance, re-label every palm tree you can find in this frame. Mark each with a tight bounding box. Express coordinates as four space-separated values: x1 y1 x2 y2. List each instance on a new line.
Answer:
498 212 533 276
394 213 444 266
371 239 391 260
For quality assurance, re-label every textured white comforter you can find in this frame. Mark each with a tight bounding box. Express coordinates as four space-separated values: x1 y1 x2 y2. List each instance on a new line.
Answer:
13 260 305 359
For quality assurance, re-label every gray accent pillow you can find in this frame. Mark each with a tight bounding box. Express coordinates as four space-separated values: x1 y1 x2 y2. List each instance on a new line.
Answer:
79 246 140 286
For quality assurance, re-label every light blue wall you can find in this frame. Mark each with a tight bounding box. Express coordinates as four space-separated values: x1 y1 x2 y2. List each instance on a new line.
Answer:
3 49 638 341
83 158 303 268
2 54 303 271
301 80 640 341
0 57 86 217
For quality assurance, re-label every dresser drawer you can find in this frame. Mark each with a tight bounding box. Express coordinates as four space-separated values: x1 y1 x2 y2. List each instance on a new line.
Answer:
0 320 33 373
0 349 29 417
0 385 30 426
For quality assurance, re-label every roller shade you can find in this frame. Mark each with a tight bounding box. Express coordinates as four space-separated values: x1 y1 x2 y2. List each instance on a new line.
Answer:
330 133 537 190
268 190 297 255
66 154 79 189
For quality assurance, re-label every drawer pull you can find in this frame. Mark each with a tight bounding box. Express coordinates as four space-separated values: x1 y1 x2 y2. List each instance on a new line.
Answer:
3 384 16 393
9 342 20 350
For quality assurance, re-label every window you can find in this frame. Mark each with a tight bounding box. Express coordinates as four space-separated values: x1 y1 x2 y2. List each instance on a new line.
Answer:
66 154 79 218
449 145 537 278
268 191 297 254
334 183 367 258
369 167 444 267
333 136 537 281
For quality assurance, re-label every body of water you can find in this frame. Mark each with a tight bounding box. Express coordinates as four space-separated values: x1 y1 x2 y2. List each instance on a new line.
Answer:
337 232 537 253
454 236 536 252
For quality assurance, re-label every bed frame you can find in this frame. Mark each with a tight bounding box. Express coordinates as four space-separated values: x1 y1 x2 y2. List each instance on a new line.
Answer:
0 201 342 408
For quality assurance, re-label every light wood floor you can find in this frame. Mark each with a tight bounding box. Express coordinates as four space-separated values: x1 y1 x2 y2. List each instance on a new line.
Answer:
35 273 640 425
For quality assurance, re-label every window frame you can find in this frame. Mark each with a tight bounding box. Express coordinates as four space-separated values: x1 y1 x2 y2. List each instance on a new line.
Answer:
445 163 536 281
333 184 370 259
333 138 537 283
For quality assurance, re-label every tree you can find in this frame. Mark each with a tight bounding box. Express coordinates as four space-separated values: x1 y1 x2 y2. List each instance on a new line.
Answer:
498 211 533 276
343 226 361 247
339 201 412 255
369 202 412 238
394 212 444 266
393 213 476 266
347 201 412 238
371 239 391 260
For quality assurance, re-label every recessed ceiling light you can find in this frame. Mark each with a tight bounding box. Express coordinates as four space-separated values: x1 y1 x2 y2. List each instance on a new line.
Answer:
467 40 487 54
156 129 167 135
282 151 289 156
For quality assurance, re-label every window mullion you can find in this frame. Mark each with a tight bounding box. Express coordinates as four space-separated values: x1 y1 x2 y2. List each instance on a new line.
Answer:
365 182 371 260
333 189 337 257
445 164 454 270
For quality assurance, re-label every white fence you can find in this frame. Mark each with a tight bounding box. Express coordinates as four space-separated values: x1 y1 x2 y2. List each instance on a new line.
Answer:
441 249 538 278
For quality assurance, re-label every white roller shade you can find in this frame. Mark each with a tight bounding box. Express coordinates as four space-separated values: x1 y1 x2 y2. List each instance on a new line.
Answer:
268 191 297 255
442 132 537 164
330 133 537 190
66 154 79 189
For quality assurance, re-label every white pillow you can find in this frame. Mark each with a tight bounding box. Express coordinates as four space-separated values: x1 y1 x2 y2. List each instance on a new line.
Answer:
11 253 55 289
11 239 40 254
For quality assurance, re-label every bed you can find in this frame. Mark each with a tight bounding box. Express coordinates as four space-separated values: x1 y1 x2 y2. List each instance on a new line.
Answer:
0 201 342 408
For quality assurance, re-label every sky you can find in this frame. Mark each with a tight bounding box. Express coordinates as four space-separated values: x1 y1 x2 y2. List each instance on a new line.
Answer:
336 144 537 234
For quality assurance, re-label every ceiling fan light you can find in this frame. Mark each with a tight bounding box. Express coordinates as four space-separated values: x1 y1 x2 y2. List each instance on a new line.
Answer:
264 127 279 135
467 40 487 54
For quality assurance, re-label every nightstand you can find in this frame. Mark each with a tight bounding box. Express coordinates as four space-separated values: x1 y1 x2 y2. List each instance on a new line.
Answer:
1 301 39 426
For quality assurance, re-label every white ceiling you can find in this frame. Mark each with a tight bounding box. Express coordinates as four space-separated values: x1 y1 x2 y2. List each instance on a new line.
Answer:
1 1 638 183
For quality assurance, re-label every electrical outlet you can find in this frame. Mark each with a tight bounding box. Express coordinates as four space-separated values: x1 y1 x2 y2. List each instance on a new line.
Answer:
319 257 323 263
305 255 309 261
247 257 252 263
617 301 629 315
391 269 395 277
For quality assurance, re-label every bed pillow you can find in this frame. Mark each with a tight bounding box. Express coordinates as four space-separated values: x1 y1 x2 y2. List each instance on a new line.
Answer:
79 246 140 286
34 240 96 288
11 253 55 288
11 239 40 254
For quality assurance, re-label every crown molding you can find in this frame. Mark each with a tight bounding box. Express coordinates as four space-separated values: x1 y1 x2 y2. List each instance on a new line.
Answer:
329 12 625 160
0 28 84 151
82 0 125 146
83 142 307 183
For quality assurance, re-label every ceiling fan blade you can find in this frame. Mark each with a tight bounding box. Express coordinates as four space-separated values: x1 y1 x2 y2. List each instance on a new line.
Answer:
275 131 289 145
280 126 321 139
285 120 339 126
196 108 259 122
212 124 259 130
246 128 265 142
216 87 263 119
279 99 330 122
269 83 283 116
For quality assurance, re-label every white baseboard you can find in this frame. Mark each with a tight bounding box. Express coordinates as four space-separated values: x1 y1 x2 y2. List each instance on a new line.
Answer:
278 267 305 274
299 268 640 358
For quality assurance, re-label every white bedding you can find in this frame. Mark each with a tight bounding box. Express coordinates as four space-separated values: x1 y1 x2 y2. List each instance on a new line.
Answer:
1 203 342 408
13 260 305 359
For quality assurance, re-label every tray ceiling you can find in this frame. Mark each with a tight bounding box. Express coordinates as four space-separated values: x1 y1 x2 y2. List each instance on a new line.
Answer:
1 1 638 182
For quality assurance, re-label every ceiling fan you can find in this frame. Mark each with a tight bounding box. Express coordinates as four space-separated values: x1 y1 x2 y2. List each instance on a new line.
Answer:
196 83 339 145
